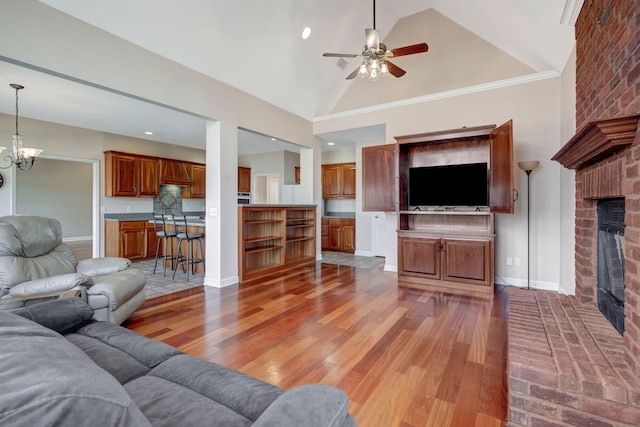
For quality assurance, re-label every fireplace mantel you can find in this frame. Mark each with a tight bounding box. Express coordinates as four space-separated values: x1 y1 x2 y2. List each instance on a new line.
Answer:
552 115 640 170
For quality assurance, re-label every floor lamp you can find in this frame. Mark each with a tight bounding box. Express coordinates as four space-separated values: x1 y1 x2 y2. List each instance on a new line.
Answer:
518 161 540 290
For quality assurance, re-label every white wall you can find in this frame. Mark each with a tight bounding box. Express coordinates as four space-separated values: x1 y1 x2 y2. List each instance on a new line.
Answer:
16 158 92 239
315 75 569 290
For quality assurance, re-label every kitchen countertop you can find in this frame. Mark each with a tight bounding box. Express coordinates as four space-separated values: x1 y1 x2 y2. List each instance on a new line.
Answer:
322 212 355 219
104 212 205 224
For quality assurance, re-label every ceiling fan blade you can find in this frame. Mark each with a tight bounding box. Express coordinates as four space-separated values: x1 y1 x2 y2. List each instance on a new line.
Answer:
390 43 429 58
323 53 359 58
386 61 406 78
365 28 379 51
346 67 360 80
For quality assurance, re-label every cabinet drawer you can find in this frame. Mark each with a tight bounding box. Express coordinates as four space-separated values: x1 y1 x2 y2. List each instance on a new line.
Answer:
119 221 146 230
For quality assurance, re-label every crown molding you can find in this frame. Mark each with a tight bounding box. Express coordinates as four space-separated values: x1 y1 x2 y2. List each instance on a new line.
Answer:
560 0 585 25
314 70 561 123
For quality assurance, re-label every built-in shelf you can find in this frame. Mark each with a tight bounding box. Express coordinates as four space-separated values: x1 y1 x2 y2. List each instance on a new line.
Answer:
239 205 316 281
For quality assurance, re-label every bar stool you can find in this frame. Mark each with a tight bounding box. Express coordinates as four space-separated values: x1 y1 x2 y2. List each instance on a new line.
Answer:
172 215 205 282
152 214 177 277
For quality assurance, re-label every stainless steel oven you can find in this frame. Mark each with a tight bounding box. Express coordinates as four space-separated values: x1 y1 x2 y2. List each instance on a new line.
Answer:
238 192 251 204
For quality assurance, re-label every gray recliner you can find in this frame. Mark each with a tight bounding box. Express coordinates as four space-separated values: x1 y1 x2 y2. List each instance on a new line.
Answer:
0 215 146 324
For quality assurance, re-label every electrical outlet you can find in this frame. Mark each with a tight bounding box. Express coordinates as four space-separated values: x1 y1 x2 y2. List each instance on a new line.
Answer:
506 257 513 266
515 257 521 266
126 205 132 213
209 207 218 217
100 206 106 213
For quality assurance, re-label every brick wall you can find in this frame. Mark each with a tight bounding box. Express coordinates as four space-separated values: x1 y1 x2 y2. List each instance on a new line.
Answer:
574 0 640 376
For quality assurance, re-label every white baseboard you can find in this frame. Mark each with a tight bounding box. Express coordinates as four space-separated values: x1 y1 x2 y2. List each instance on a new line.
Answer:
384 264 398 272
495 276 559 292
204 276 239 288
354 250 374 257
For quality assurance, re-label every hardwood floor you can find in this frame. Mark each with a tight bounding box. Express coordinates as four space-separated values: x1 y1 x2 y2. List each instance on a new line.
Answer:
125 263 508 427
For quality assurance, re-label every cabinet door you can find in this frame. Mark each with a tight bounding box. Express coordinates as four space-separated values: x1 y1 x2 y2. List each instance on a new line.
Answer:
328 220 341 250
490 120 514 214
138 157 160 197
321 218 329 249
322 165 342 198
120 227 146 259
295 166 300 184
342 164 356 198
146 222 160 258
399 237 440 278
442 239 492 286
110 153 138 197
362 144 396 211
341 221 355 253
189 164 206 198
238 167 251 193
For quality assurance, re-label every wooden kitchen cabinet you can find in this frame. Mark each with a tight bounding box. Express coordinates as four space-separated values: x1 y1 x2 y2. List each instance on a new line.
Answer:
146 221 160 258
326 218 355 253
104 151 160 197
321 218 329 249
183 163 206 198
322 163 356 199
238 167 251 193
105 220 147 260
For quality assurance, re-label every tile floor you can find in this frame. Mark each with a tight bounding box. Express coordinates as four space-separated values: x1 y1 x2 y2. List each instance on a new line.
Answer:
132 251 385 300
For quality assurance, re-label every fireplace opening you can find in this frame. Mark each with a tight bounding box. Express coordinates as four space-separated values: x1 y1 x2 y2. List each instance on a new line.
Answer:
597 198 625 335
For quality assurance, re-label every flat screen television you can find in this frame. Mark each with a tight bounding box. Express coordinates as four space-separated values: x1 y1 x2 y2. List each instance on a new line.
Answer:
409 162 489 207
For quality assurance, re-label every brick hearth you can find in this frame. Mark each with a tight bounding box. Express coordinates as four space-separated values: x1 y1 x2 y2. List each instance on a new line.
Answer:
508 288 640 426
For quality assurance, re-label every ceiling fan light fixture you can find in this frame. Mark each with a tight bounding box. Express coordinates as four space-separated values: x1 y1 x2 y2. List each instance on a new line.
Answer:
358 63 368 78
380 62 389 77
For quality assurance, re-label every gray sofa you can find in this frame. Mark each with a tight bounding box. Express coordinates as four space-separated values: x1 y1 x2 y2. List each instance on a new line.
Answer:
0 298 356 426
0 215 146 324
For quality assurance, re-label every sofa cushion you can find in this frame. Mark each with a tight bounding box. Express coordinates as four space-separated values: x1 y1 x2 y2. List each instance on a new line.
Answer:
66 320 183 384
8 272 93 297
147 354 283 422
89 268 146 310
77 257 131 276
0 311 150 426
125 375 253 427
12 296 94 334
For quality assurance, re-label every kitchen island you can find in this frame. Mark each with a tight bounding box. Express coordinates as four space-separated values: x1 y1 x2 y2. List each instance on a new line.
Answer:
238 205 316 281
104 213 205 275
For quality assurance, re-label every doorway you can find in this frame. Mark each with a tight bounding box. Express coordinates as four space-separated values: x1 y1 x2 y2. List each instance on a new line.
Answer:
15 156 100 257
254 174 279 204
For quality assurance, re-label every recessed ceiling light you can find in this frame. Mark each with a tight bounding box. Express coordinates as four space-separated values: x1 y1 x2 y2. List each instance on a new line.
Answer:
301 27 311 40
144 131 153 135
328 142 335 146
271 137 277 141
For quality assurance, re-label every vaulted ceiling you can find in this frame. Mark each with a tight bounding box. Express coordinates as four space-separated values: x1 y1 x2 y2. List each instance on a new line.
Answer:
0 0 579 152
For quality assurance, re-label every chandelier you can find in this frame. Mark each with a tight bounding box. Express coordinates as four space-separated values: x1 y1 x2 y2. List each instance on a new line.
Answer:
0 84 43 171
357 43 390 81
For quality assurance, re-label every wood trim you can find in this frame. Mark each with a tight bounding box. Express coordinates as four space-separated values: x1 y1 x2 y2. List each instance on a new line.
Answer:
552 115 640 170
394 124 496 145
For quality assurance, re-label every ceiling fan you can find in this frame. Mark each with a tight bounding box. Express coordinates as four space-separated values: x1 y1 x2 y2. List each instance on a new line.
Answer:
323 0 429 80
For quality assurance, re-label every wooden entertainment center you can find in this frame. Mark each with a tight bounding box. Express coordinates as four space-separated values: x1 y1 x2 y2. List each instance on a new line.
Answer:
363 121 514 293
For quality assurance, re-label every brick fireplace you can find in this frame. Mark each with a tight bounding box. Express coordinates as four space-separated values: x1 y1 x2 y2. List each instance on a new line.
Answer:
555 0 640 378
506 2 640 425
